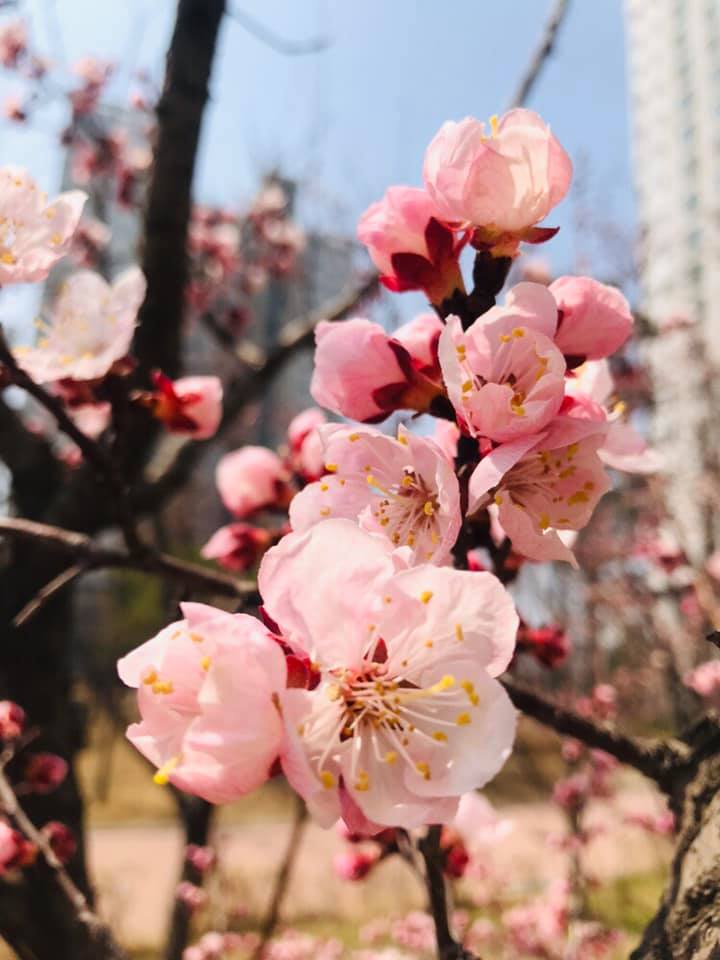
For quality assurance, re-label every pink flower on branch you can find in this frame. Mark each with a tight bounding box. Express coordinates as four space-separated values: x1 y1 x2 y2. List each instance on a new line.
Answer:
141 372 223 439
550 276 634 362
286 407 327 482
0 19 27 68
468 418 612 566
311 317 443 423
201 523 272 572
288 424 461 565
215 446 292 519
564 360 662 474
118 603 287 804
423 110 572 257
358 186 466 304
0 167 86 284
13 266 146 384
260 520 517 830
438 282 566 443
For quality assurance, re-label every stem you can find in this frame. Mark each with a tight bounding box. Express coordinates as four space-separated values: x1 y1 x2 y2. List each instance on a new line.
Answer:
418 826 477 960
252 795 308 959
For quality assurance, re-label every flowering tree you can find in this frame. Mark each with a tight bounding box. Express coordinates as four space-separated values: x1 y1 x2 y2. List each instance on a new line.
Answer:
0 3 718 960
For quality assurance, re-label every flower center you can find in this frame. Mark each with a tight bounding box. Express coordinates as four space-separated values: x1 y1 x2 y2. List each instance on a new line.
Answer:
367 468 440 551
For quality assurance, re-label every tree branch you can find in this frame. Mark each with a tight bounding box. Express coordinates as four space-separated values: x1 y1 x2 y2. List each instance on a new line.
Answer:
502 678 689 792
0 517 257 612
418 826 476 960
0 762 127 959
252 794 308 959
507 0 571 109
0 330 143 552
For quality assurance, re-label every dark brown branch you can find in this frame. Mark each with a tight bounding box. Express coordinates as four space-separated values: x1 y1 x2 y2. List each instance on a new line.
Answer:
0 763 127 959
133 0 226 378
418 826 477 960
0 330 143 552
0 397 62 516
0 517 257 608
137 272 380 512
252 794 308 959
13 563 86 628
507 0 571 109
502 678 689 792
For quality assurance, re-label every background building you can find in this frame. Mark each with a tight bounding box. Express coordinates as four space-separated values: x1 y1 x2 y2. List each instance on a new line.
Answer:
625 0 720 563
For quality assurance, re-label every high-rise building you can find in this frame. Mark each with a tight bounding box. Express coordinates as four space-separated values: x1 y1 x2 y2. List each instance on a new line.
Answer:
624 0 720 563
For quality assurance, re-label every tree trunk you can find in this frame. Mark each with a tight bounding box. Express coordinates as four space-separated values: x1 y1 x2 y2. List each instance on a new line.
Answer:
632 734 720 958
0 2 225 956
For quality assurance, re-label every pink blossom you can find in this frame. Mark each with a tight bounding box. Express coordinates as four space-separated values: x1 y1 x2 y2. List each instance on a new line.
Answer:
333 848 379 881
13 267 146 383
0 19 27 68
41 822 76 864
0 167 86 284
438 283 566 443
393 312 444 379
23 753 68 794
357 186 464 302
423 110 572 256
288 424 461 564
4 94 26 123
516 623 570 668
287 407 327 482
201 523 271 572
468 418 612 566
69 403 111 439
453 791 513 849
185 844 217 873
118 602 287 803
0 701 25 740
0 821 36 874
215 446 291 518
259 520 517 829
684 660 720 698
432 418 460 463
176 881 208 911
146 373 223 439
565 360 661 474
311 317 441 423
625 809 676 836
550 276 633 361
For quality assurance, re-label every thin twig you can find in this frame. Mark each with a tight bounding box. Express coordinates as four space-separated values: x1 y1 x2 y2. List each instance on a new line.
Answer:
229 6 329 56
253 795 308 959
502 678 689 793
13 563 86 628
0 764 128 959
0 517 258 614
507 0 572 109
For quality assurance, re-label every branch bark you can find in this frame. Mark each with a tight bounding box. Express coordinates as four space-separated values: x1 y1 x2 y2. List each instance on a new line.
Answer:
0 517 257 610
133 0 227 378
502 679 689 793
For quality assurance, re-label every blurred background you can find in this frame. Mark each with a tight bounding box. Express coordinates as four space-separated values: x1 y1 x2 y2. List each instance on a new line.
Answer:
0 1 719 958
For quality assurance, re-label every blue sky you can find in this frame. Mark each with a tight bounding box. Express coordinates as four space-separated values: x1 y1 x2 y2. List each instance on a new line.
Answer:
2 0 636 301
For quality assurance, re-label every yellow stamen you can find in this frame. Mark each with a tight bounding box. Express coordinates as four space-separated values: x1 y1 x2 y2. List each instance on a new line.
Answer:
456 712 472 726
153 755 180 785
319 770 336 789
420 590 433 604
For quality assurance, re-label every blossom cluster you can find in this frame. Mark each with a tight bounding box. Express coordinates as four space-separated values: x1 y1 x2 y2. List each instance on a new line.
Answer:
111 108 662 835
0 104 655 847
